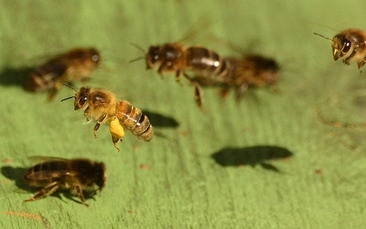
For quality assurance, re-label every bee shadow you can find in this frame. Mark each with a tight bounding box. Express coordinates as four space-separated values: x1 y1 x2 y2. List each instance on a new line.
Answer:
211 145 293 172
0 66 33 88
142 110 180 128
1 166 33 191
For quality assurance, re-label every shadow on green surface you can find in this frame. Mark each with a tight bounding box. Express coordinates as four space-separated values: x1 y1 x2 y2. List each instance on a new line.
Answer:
1 166 33 192
143 110 180 128
0 66 33 88
211 145 293 172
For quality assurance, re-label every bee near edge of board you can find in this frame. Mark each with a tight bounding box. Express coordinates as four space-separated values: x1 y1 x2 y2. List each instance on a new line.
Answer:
314 28 366 72
61 87 153 151
24 47 101 101
23 157 106 206
141 42 280 106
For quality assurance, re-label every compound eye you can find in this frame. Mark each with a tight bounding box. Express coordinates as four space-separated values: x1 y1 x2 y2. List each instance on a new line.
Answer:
78 95 88 107
342 40 351 53
148 47 160 62
92 54 99 63
153 54 159 61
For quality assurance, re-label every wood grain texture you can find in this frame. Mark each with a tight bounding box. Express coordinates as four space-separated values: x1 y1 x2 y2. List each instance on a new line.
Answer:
1 0 366 228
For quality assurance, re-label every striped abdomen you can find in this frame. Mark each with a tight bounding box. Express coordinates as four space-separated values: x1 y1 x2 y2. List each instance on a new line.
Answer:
231 54 280 87
116 100 153 141
186 47 233 83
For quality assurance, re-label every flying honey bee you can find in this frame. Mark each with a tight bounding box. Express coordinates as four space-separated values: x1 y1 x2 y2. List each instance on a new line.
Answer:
62 87 153 151
24 47 101 101
225 54 280 100
24 157 106 206
140 43 279 106
314 29 366 72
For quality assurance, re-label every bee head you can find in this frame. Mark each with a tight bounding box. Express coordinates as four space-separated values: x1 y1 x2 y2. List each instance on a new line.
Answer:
88 48 101 66
146 46 162 69
74 87 90 110
67 48 101 67
94 162 106 191
332 34 352 61
146 44 182 71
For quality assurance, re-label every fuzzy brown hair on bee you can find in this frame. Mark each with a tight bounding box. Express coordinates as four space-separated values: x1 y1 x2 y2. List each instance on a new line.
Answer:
24 47 101 101
143 42 280 107
314 29 366 72
62 87 153 151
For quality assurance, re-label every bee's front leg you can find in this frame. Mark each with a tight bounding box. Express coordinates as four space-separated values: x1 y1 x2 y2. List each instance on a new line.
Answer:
357 60 366 73
236 83 249 102
48 81 64 102
342 58 351 65
71 184 88 207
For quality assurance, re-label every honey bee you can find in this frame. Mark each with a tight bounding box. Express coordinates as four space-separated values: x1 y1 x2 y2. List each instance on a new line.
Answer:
62 87 153 151
24 47 101 101
314 29 366 72
24 157 106 206
224 54 280 100
144 43 279 106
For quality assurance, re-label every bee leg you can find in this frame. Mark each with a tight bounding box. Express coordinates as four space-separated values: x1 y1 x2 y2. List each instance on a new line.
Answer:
342 59 350 65
157 64 166 78
48 82 64 102
175 70 182 82
112 137 121 152
219 86 230 98
24 181 60 203
93 113 107 138
84 106 90 116
93 123 100 138
236 83 249 101
357 60 366 73
71 184 88 206
192 82 204 108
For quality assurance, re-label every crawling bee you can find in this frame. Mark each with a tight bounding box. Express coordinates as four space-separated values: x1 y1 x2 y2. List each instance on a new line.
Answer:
24 47 101 101
24 157 106 206
62 87 153 151
314 29 366 72
143 43 279 106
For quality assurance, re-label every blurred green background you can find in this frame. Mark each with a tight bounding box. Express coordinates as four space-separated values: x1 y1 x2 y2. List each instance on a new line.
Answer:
1 0 366 228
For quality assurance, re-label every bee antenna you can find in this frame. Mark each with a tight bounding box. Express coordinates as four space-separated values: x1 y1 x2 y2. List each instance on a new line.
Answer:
129 56 145 63
313 32 332 41
63 83 76 92
61 96 76 102
129 43 146 55
129 43 147 63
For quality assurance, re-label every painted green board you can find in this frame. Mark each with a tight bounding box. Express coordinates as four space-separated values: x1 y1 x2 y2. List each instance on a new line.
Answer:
1 0 366 228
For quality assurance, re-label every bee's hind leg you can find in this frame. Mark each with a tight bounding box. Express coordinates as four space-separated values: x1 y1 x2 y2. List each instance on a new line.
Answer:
24 181 60 203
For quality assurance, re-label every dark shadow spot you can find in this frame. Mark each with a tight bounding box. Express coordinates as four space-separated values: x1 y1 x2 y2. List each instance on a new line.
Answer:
211 145 293 172
1 166 33 191
143 110 179 128
0 66 33 88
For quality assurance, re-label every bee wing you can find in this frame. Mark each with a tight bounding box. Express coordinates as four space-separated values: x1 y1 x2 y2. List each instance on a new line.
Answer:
25 157 73 181
27 50 66 68
27 156 70 164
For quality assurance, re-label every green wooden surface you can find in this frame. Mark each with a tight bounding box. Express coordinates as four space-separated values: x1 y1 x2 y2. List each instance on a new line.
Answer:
1 0 366 228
